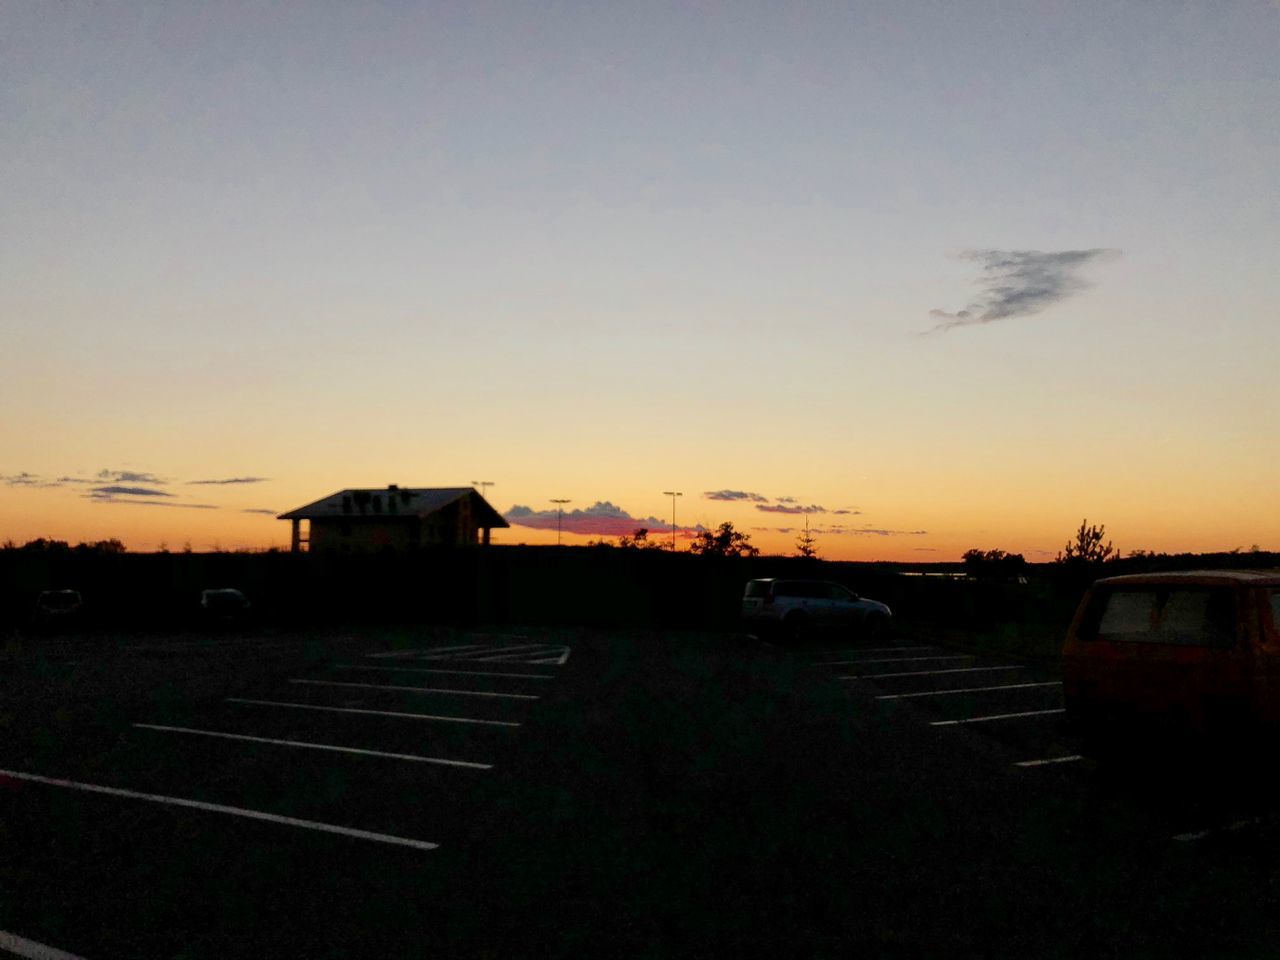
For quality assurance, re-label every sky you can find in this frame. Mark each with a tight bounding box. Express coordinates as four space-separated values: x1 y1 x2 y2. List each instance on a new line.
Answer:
2 1 1277 560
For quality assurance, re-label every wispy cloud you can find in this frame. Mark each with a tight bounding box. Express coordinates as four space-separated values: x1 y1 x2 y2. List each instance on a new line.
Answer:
757 503 827 514
97 469 165 484
505 501 688 537
90 485 173 498
775 496 797 504
242 508 278 515
927 248 1119 333
189 477 271 485
704 489 769 503
831 509 860 516
86 494 218 509
2 472 60 487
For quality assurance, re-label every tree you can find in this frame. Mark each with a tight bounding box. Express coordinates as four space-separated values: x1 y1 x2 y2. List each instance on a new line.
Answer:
618 528 666 550
795 518 819 560
1056 519 1117 565
962 548 1026 580
689 522 759 558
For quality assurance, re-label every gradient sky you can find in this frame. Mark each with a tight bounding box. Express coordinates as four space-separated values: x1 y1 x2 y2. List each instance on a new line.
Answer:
3 1 1277 560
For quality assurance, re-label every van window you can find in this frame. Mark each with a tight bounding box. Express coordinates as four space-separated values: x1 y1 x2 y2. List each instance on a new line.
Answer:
1091 587 1235 647
744 581 772 598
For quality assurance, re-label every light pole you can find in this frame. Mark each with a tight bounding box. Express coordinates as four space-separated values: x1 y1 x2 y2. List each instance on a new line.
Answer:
471 480 494 500
662 491 682 552
550 499 571 545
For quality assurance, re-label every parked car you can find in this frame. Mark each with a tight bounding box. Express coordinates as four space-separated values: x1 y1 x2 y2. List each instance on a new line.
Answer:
200 588 251 620
1062 570 1280 751
742 578 892 642
32 589 84 628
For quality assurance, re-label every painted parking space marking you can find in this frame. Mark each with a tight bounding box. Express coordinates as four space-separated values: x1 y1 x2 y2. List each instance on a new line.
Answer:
336 664 555 680
840 665 1025 679
877 681 1061 700
1172 817 1265 842
813 647 938 664
1015 755 1084 767
0 929 90 960
289 679 539 700
366 643 485 659
844 655 972 665
133 724 492 769
369 643 572 665
226 698 521 727
0 768 439 851
931 708 1066 726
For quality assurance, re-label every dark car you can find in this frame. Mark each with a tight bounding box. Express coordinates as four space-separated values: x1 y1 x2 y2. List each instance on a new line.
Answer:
32 589 84 629
200 588 251 621
742 578 892 642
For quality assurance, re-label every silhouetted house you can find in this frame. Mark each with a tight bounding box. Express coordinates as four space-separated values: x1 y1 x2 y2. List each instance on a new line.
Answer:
278 486 508 553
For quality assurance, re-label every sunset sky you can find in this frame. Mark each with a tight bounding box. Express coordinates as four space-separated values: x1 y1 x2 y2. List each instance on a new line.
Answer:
3 2 1277 560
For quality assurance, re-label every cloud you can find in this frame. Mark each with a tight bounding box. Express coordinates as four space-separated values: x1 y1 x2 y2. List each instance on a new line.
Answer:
927 248 1119 333
86 494 218 509
97 469 165 484
90 485 174 498
241 508 278 515
913 547 940 552
831 509 860 516
2 472 60 487
703 490 769 503
839 527 928 537
505 501 688 537
775 496 797 504
756 503 827 514
189 477 271 485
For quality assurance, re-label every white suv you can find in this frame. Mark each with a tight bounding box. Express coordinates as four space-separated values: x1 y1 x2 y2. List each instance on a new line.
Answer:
742 578 892 641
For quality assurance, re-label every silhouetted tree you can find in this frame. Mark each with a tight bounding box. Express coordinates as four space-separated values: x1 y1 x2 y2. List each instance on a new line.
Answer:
1056 519 1117 565
618 528 666 550
795 519 819 560
689 522 759 558
962 548 1026 580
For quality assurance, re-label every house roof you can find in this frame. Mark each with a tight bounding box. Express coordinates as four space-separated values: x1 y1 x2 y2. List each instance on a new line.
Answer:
277 487 509 528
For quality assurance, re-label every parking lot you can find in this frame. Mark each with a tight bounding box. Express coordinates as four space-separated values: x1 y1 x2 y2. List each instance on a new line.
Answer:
4 624 1280 958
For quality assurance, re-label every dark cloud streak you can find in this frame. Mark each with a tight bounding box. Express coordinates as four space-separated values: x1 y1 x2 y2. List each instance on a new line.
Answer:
927 248 1119 333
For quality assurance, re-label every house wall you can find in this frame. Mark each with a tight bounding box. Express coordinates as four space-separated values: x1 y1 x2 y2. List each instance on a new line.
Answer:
308 509 480 553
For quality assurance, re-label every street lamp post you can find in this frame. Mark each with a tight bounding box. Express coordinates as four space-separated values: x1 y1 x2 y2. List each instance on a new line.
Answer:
550 499 571 545
662 491 682 552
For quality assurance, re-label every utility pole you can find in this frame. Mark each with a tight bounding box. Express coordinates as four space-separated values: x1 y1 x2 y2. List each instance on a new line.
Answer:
471 480 494 500
550 499 571 545
662 491 682 552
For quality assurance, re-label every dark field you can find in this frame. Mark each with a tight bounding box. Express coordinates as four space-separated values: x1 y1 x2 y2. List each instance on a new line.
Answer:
3 624 1280 958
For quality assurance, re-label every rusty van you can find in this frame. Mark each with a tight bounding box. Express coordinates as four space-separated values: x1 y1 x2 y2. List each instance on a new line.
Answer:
1062 570 1280 750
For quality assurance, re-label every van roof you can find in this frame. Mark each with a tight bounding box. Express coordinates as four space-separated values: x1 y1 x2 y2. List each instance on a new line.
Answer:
1096 569 1280 587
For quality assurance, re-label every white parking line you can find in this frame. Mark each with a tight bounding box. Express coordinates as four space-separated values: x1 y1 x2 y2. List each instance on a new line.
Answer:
931 708 1066 726
0 929 89 960
366 644 485 659
1015 755 1084 767
0 768 439 851
133 724 492 769
336 664 555 680
289 679 539 700
844 655 972 665
1172 818 1265 842
840 665 1025 679
813 647 938 664
226 698 522 726
877 681 1061 700
428 643 551 657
